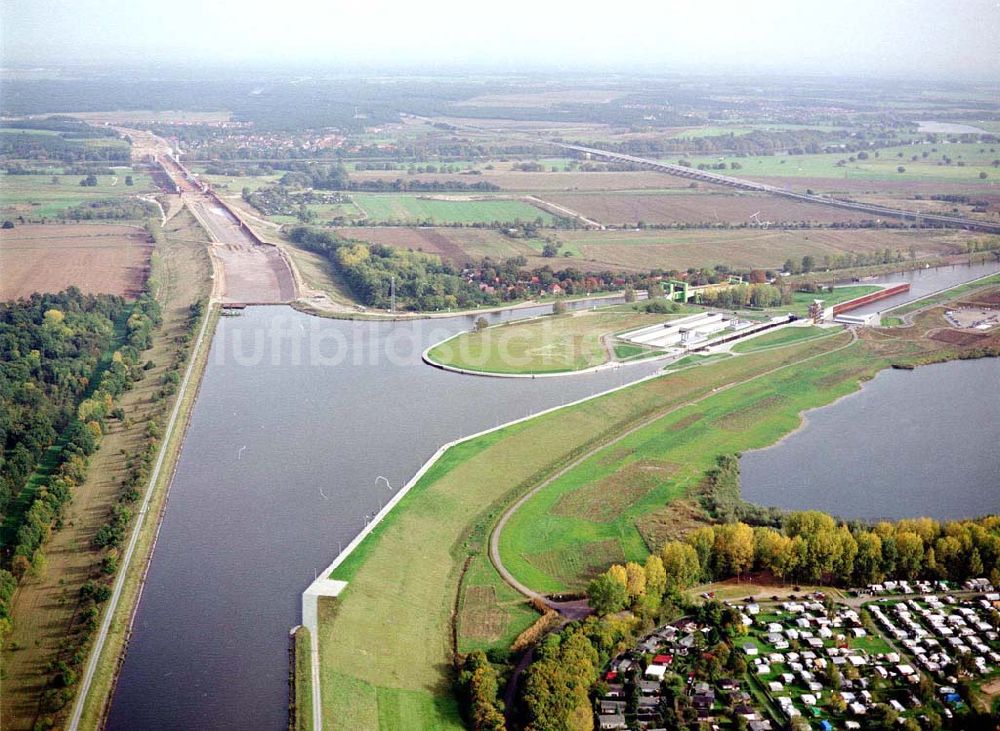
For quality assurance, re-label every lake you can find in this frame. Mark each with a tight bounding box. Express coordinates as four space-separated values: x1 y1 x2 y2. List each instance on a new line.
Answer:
740 358 1000 520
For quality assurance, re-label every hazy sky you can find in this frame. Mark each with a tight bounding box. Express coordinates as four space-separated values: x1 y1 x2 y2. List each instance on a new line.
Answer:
2 0 999 77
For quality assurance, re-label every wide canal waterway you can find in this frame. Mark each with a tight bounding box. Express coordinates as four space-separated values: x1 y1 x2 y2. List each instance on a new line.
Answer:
106 298 664 730
741 357 1000 520
107 262 998 728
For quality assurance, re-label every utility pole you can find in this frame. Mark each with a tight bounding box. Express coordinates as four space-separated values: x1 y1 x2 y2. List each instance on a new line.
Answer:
390 275 396 313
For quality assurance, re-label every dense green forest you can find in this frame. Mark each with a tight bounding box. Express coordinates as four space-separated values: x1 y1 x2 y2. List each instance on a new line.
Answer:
0 290 161 632
0 290 128 525
289 226 496 310
0 118 130 163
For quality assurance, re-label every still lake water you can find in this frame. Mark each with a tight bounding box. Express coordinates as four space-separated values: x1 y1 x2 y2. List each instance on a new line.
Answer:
106 297 665 730
107 264 999 729
741 358 1000 520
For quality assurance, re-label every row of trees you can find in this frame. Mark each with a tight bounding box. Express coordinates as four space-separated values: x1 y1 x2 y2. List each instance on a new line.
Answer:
60 198 154 221
521 616 637 731
590 510 1000 617
698 282 788 309
783 248 911 275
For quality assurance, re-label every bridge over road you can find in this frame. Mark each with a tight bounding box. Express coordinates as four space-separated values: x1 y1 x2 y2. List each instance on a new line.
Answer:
552 141 1000 234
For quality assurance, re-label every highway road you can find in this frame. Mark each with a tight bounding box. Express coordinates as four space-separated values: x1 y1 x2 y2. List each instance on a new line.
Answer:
408 115 1000 234
552 141 1000 233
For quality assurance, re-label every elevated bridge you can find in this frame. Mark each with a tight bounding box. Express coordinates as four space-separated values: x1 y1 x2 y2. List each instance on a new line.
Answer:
552 142 1000 234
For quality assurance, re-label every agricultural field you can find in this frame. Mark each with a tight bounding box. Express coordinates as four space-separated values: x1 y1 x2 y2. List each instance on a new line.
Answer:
540 190 875 227
351 193 559 225
0 127 131 155
67 110 233 125
426 307 682 374
847 191 1000 224
550 227 973 272
334 224 975 274
0 170 155 220
336 226 533 264
680 143 1000 185
0 223 152 300
190 169 283 194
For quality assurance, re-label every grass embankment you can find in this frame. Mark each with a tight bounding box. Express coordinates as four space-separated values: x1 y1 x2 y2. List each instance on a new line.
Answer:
498 334 884 592
1 209 213 728
316 329 856 727
293 627 314 731
665 353 733 370
279 238 359 306
730 326 830 353
426 308 680 374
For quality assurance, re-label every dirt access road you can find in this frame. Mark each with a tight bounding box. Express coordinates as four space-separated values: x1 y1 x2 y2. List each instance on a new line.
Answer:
185 194 296 303
115 125 297 303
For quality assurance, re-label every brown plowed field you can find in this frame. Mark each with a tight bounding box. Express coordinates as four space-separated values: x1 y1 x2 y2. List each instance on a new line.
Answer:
555 228 973 272
0 224 151 300
959 287 1000 308
336 226 535 264
929 329 990 346
542 191 876 226
334 225 976 273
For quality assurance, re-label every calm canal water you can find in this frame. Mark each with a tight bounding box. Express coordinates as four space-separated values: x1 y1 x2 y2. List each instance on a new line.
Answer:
741 357 1000 520
843 260 999 317
106 297 664 730
107 264 999 728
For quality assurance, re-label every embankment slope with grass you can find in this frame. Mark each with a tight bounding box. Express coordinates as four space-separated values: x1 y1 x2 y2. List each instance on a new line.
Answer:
425 307 679 374
316 328 863 727
315 294 998 729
